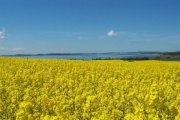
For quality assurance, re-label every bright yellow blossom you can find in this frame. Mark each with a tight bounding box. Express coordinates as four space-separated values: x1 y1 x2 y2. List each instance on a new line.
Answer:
0 57 179 119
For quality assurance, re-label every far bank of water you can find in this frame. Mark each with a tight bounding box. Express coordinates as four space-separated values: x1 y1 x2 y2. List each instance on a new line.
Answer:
5 53 160 60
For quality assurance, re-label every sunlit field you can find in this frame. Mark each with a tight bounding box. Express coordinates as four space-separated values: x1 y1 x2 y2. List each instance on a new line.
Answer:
0 57 179 120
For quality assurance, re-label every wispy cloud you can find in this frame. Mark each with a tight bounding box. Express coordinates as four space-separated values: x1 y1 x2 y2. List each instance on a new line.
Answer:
0 47 24 52
0 47 6 51
107 30 118 37
119 31 159 38
107 31 161 42
0 28 5 39
42 31 87 36
118 31 180 44
11 48 24 51
77 36 89 40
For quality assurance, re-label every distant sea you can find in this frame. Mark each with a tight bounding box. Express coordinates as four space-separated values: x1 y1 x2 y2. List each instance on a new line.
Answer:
6 52 160 60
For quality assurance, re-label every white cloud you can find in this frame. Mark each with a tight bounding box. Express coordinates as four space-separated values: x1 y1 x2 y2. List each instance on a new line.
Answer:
0 29 5 39
107 30 118 37
0 32 5 39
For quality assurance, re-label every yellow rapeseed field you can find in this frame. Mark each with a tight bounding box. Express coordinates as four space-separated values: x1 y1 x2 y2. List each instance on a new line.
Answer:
0 57 179 120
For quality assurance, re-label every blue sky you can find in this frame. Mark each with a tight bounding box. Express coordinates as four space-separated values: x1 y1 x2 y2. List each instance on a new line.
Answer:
0 0 180 54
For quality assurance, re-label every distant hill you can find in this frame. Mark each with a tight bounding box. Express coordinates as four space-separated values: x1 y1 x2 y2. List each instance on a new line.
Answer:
161 52 180 55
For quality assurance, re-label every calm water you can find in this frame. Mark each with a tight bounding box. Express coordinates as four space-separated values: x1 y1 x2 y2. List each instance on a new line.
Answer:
9 53 160 60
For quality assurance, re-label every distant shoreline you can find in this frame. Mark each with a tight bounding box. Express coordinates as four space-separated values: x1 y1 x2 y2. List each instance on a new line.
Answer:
95 52 180 61
1 52 180 61
93 52 180 61
0 51 162 56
